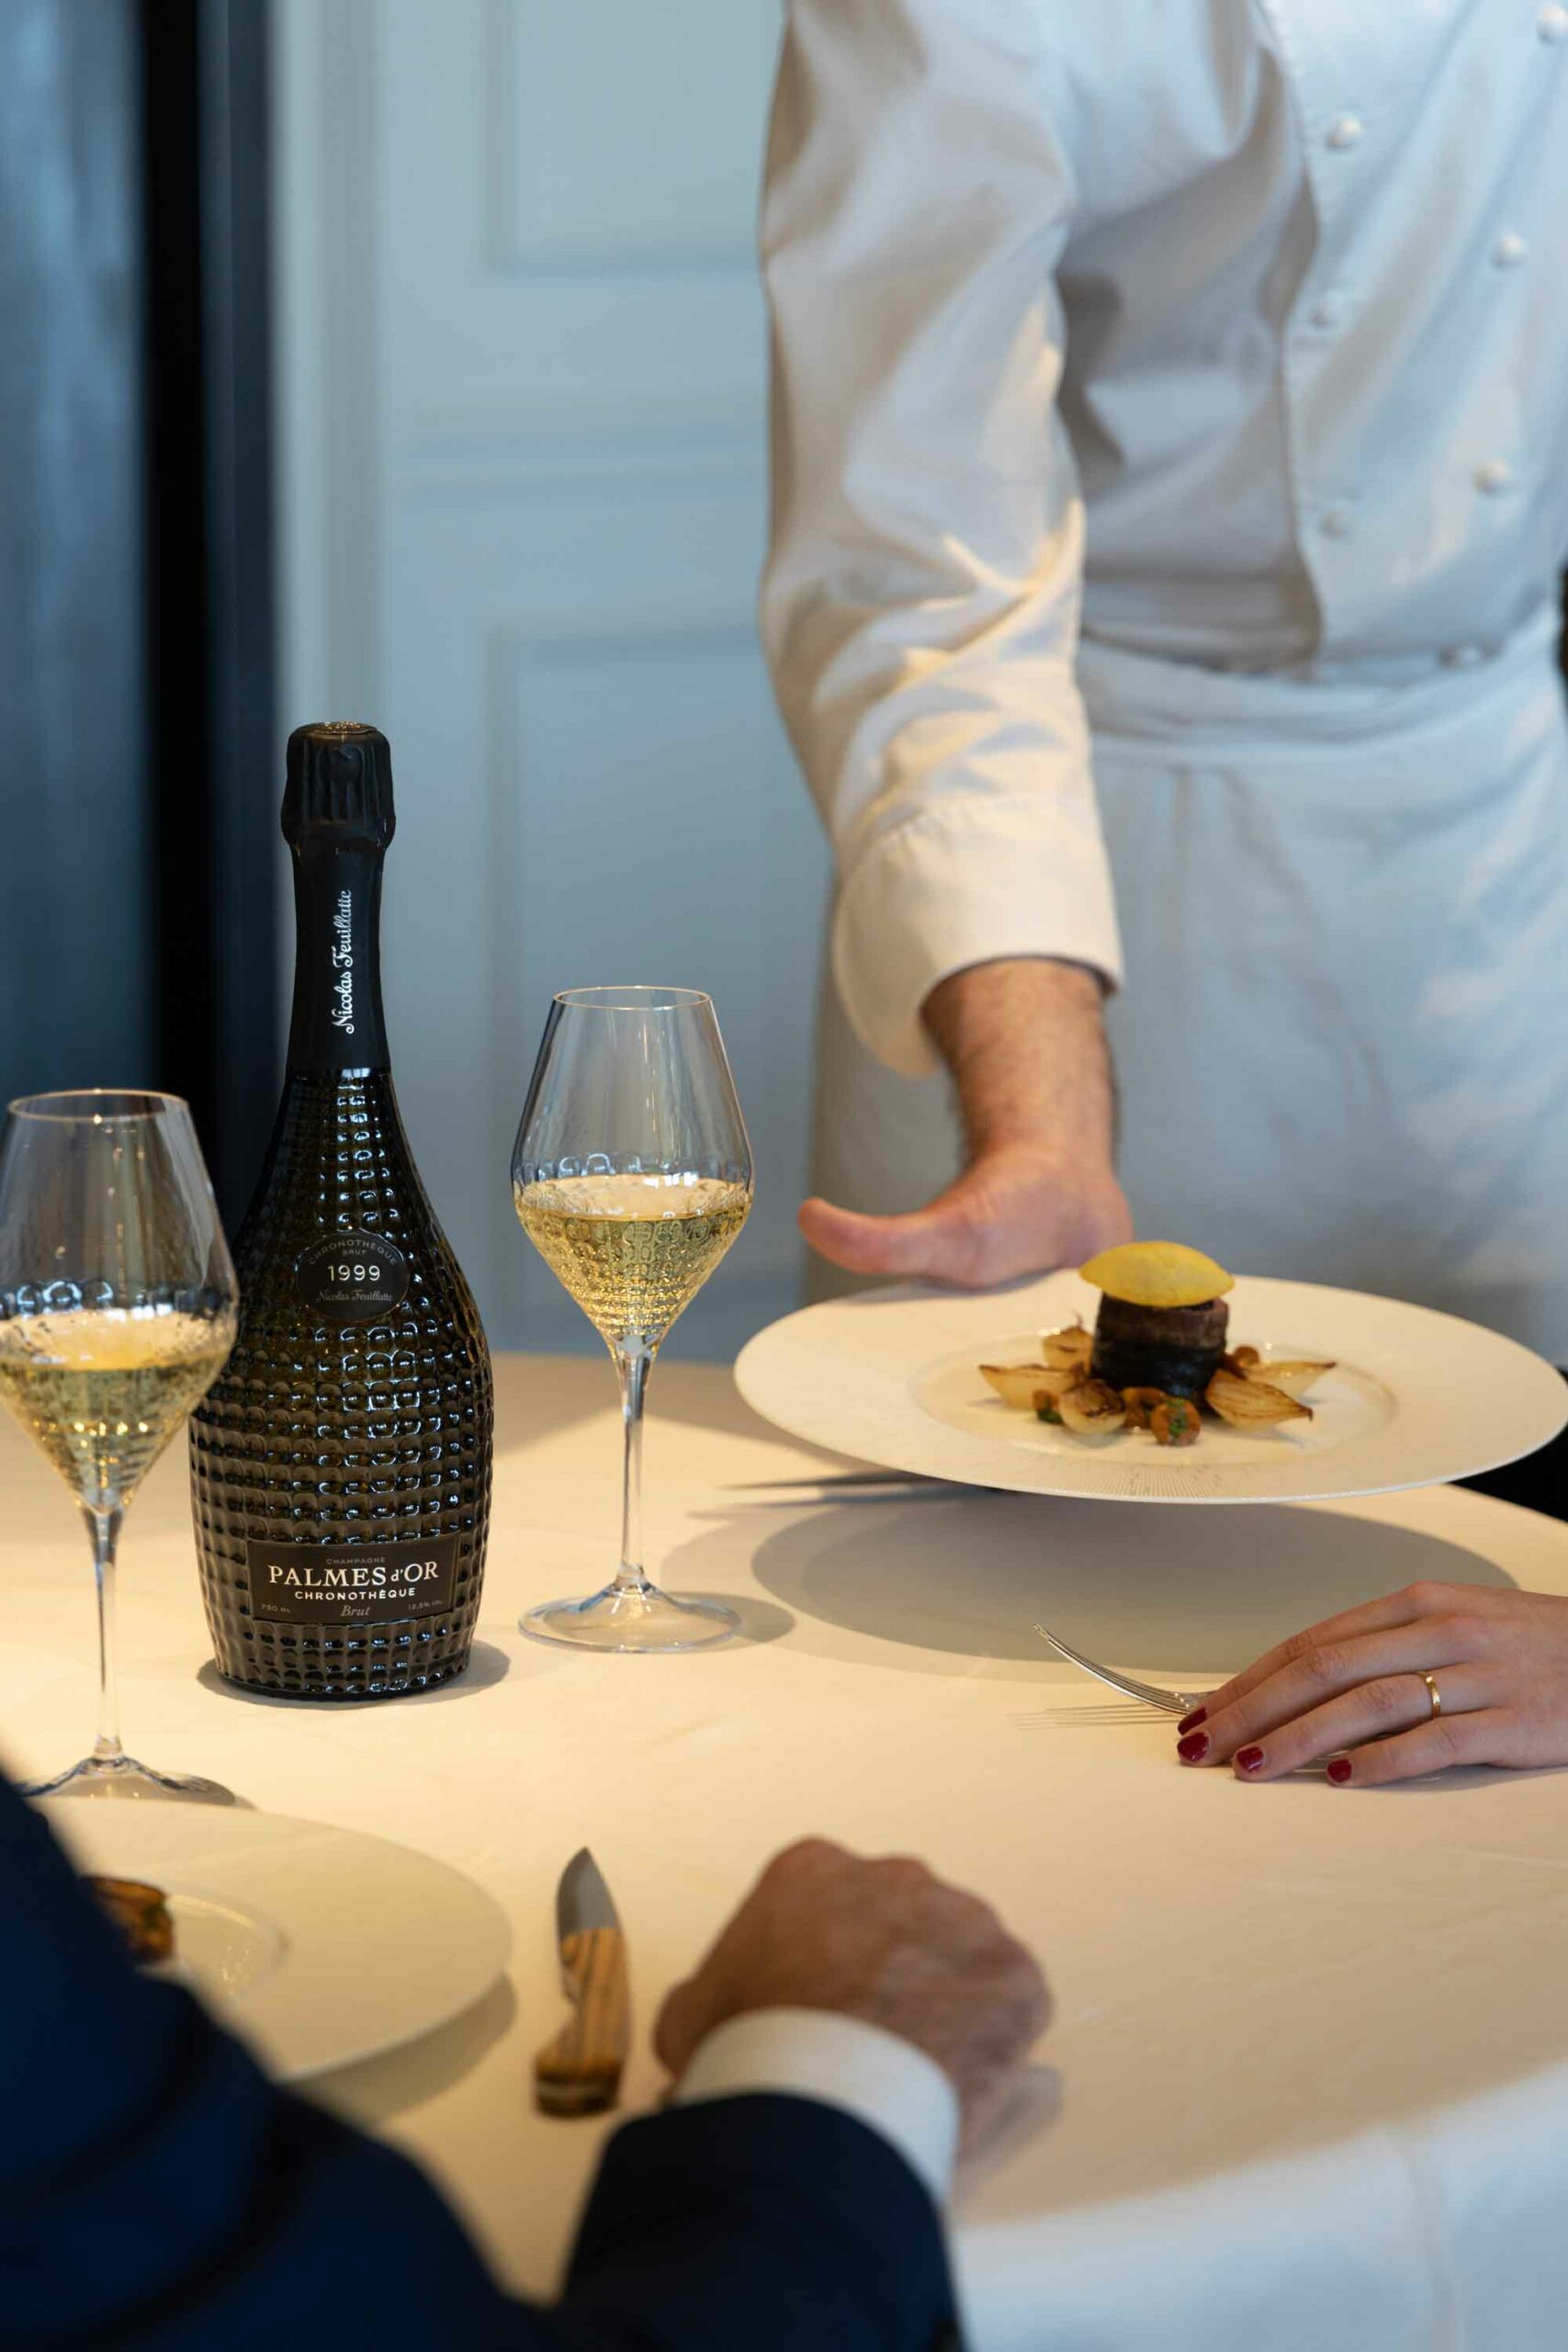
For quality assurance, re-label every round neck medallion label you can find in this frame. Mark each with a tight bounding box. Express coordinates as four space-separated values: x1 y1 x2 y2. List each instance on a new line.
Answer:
294 1229 410 1324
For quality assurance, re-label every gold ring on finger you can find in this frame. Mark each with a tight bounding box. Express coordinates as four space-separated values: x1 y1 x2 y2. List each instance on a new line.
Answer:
1421 1671 1442 1720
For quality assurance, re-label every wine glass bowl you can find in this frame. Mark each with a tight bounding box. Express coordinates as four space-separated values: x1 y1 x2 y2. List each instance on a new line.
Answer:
514 1161 752 1357
0 1091 238 1799
512 989 752 1651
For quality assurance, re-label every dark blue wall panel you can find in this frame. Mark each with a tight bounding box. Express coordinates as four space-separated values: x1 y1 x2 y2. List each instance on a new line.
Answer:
0 0 153 1102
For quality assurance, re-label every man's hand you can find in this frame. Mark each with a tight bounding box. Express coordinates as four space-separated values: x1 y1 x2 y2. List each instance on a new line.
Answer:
799 1137 1131 1287
799 958 1133 1284
655 1839 1049 2154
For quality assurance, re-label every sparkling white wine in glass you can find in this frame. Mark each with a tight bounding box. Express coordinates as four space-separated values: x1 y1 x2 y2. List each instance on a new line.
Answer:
0 1308 231 1511
514 1172 751 1353
0 1091 237 1801
512 989 752 1651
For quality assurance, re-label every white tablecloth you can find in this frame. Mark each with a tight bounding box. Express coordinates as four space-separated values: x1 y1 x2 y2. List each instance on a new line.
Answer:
4 1352 1568 2351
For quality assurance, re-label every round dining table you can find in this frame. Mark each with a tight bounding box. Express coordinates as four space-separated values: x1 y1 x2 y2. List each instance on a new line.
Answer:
4 1351 1568 2352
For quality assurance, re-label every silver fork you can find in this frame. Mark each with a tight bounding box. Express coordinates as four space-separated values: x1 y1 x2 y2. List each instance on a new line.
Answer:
1032 1624 1213 1717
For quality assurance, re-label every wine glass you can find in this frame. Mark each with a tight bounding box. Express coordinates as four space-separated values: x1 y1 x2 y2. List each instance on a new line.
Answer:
0 1091 238 1799
512 988 752 1650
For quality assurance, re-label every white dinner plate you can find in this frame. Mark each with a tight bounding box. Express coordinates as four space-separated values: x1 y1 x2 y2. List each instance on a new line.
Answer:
735 1272 1568 1505
42 1804 512 2080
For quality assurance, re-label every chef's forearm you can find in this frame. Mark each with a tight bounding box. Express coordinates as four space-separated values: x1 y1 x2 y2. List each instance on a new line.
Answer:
923 957 1119 1166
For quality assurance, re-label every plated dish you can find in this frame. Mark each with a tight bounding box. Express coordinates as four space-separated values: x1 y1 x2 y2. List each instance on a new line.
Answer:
45 1804 511 2081
88 1873 176 1964
736 1269 1568 1505
980 1241 1334 1448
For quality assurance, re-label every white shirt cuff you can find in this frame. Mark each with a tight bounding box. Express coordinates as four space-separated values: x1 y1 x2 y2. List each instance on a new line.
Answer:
673 2007 960 2205
834 797 1124 1080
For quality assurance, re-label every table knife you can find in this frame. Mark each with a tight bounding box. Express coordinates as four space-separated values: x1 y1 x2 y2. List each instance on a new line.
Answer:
534 1848 630 2117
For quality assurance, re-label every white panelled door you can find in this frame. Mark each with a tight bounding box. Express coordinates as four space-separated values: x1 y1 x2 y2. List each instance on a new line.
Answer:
276 0 826 1357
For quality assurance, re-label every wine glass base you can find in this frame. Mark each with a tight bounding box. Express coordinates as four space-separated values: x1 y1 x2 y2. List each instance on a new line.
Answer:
22 1754 236 1805
520 1583 739 1654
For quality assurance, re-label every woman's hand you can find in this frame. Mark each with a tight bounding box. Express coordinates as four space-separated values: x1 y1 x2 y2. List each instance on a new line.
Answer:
1175 1581 1568 1786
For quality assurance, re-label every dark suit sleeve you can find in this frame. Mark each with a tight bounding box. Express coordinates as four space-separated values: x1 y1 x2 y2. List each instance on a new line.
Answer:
0 1772 958 2352
564 2095 959 2352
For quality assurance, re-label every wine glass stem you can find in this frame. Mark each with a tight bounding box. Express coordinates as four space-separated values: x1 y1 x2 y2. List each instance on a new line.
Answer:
614 1344 651 1595
85 1504 126 1764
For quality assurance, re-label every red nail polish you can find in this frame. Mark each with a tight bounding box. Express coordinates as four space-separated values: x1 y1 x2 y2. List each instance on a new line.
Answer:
1177 1730 1210 1763
1326 1756 1353 1785
1178 1707 1207 1734
1235 1745 1266 1772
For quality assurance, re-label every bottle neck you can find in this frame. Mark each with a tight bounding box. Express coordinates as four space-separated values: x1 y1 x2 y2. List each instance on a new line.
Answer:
286 841 390 1072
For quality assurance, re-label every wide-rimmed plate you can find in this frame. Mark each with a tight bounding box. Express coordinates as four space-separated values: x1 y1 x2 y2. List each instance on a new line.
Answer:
42 1804 511 2080
735 1273 1568 1505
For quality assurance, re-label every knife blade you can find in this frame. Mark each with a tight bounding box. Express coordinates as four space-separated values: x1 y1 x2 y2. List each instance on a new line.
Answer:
534 1849 630 2117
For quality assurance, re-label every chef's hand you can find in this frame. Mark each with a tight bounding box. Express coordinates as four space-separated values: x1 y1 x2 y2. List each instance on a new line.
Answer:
798 958 1133 1284
1176 1582 1568 1785
655 1838 1049 2153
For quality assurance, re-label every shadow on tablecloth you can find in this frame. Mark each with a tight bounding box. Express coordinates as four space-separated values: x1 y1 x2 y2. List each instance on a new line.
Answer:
194 1637 515 1707
310 1973 518 2127
698 1495 1512 1678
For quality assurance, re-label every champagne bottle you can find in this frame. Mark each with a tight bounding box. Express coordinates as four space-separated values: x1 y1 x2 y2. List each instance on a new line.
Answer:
190 723 492 1699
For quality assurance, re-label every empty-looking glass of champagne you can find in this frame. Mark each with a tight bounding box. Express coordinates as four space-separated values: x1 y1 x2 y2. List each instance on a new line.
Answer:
0 1092 238 1798
512 988 752 1651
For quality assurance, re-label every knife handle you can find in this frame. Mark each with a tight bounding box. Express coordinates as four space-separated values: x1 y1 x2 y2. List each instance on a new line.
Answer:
535 1928 629 2115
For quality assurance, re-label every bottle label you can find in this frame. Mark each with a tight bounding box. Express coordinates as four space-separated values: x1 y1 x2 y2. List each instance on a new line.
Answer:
243 1532 459 1625
287 844 390 1071
328 886 357 1036
294 1229 410 1324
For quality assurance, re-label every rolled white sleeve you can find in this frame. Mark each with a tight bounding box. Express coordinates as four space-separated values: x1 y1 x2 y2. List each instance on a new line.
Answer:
674 2007 961 2205
761 0 1122 1080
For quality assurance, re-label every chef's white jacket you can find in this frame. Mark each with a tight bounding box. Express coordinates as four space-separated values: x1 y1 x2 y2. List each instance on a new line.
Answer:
761 0 1568 1075
761 1 1568 1351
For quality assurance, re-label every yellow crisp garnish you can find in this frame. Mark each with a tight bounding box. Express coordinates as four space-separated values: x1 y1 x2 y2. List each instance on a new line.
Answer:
1078 1240 1235 1308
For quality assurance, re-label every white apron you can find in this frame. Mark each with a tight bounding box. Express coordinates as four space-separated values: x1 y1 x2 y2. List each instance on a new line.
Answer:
812 611 1568 1360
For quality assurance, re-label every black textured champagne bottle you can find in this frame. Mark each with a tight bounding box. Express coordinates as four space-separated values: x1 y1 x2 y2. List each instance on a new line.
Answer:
190 723 492 1699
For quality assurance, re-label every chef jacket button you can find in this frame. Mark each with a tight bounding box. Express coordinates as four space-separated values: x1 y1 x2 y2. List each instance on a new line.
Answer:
1538 3 1568 40
1318 501 1356 538
1308 296 1345 331
1474 459 1516 495
1325 113 1364 150
1493 230 1529 268
1441 644 1487 670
